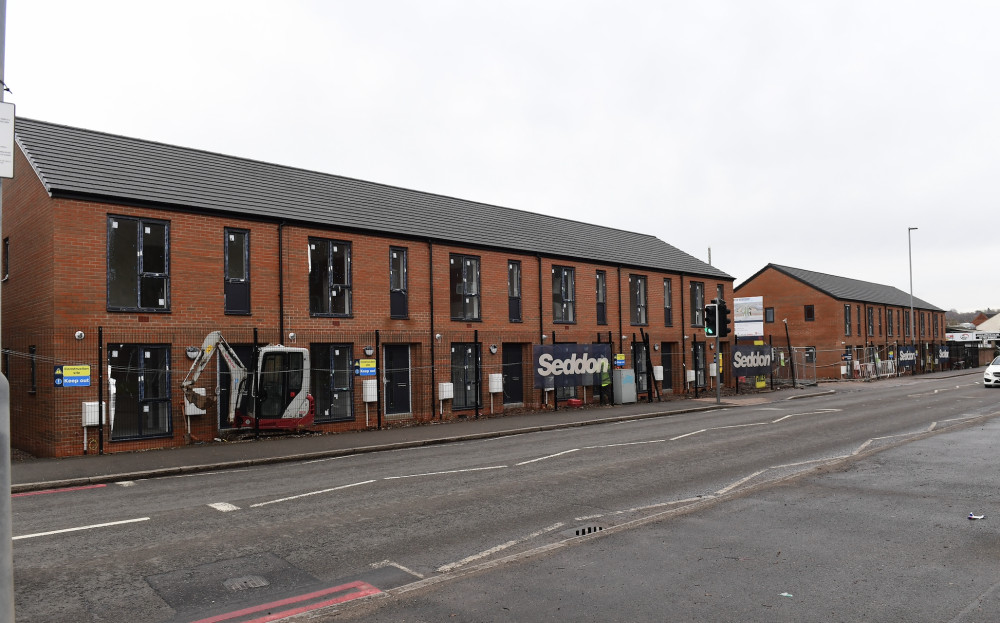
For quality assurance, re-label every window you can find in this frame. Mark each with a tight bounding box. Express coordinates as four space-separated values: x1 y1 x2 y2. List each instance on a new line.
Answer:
887 308 894 337
552 266 575 323
451 343 481 409
664 279 673 326
690 281 705 326
805 305 815 322
867 307 874 337
765 307 775 323
878 308 883 336
716 284 725 303
933 314 939 337
844 305 852 335
108 344 172 439
311 344 354 422
107 216 169 312
596 271 607 325
2 236 8 280
309 238 352 316
920 312 926 337
450 255 481 321
630 274 648 325
224 228 250 315
508 261 522 322
28 345 36 394
905 310 911 337
390 247 408 318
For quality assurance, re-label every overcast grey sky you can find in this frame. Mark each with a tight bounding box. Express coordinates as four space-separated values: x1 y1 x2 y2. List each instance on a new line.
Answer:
7 1 996 313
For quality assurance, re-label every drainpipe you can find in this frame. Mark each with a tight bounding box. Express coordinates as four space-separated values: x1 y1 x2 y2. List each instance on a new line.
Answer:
278 222 285 342
537 254 544 344
617 266 624 354
428 240 436 418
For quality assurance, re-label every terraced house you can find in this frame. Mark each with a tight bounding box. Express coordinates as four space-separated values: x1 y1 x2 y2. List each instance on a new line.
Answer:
735 264 947 381
3 118 733 457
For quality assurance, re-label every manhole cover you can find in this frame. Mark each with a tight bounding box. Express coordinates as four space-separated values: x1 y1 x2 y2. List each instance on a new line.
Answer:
224 575 270 591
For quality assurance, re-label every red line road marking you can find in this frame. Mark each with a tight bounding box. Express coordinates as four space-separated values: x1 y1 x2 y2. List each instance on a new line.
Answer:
187 580 382 623
12 484 107 497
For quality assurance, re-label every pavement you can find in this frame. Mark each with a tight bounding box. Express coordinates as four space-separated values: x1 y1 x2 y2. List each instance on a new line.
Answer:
9 388 793 493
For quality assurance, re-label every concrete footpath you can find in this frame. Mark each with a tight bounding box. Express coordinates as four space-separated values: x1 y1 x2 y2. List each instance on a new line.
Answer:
11 392 772 493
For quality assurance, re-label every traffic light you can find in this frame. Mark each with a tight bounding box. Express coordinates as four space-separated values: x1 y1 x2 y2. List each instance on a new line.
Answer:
718 300 732 338
704 303 719 337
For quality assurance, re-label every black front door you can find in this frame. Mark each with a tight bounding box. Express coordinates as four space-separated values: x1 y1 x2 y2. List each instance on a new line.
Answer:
660 342 674 390
502 344 523 404
383 345 411 415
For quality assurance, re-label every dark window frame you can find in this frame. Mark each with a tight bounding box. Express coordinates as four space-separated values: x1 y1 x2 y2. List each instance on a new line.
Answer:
310 343 355 423
765 307 775 323
690 281 705 326
630 274 648 326
450 254 481 321
804 305 815 322
664 278 673 327
2 236 8 281
309 238 353 317
451 342 481 410
107 343 173 440
107 215 171 313
552 265 576 324
390 246 408 319
224 228 251 315
508 260 522 323
596 270 608 325
844 304 852 335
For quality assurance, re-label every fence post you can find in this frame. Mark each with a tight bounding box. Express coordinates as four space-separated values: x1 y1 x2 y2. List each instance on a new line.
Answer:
98 326 104 455
0 372 15 621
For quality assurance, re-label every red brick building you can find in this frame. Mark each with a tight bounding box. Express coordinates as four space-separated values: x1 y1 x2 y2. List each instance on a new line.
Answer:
735 264 947 381
3 119 734 457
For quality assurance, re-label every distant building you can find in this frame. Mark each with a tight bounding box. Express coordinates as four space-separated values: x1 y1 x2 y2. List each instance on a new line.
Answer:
735 264 947 381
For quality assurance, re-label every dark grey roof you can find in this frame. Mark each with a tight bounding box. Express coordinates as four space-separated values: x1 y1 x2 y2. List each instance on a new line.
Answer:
741 264 942 311
15 118 731 280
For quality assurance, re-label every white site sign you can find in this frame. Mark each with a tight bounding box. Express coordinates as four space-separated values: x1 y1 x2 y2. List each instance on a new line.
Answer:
0 102 13 178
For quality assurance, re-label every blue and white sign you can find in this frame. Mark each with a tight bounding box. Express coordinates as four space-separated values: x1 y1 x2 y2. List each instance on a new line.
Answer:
899 346 916 370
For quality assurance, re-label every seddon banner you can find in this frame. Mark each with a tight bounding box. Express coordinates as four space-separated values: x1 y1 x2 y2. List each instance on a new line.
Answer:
731 345 773 377
533 344 612 389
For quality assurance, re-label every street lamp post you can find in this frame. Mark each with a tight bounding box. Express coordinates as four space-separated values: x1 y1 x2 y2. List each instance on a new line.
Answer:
908 227 918 372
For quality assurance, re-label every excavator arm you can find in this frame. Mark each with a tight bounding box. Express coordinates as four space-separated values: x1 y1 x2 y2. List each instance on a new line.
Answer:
181 331 250 425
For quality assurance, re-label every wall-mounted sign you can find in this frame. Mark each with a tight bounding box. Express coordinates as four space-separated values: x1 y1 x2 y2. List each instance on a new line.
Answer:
55 365 91 387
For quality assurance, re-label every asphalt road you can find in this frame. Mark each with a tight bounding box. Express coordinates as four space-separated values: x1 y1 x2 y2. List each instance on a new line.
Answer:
11 375 1000 622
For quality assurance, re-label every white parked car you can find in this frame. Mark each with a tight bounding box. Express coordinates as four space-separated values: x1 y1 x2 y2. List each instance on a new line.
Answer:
985 356 1000 388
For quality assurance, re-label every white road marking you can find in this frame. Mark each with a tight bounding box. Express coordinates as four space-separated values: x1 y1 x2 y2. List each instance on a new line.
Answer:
384 466 507 479
250 480 376 508
708 422 769 431
208 502 241 513
583 440 666 449
716 470 766 495
371 559 424 579
515 449 579 466
13 517 150 541
575 496 712 521
116 481 135 487
670 429 706 441
437 522 565 572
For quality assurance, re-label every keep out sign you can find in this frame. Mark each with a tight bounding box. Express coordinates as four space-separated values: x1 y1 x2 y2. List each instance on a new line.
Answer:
533 344 612 389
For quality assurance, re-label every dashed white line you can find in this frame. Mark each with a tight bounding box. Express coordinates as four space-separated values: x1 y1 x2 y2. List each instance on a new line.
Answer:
515 449 579 466
437 522 565 572
250 480 376 508
208 502 241 513
384 466 507 480
715 470 767 495
14 517 150 541
371 559 424 579
670 429 706 441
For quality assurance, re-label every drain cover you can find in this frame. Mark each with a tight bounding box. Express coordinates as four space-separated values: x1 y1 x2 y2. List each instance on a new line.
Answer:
561 525 604 538
224 575 270 591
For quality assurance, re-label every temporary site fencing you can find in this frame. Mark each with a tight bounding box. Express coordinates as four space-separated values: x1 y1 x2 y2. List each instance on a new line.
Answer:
2 326 950 457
